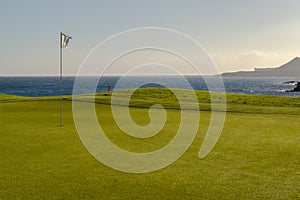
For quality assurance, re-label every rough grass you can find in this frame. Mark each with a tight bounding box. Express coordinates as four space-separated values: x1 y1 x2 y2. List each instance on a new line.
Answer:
92 88 300 114
0 89 300 199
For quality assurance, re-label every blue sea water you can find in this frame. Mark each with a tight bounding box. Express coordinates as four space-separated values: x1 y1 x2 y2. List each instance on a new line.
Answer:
0 76 300 97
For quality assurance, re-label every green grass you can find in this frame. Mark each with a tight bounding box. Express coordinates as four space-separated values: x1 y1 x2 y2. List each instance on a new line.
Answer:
0 89 300 199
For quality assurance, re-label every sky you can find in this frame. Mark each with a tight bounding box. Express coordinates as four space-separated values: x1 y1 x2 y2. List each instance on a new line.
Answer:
1 0 300 75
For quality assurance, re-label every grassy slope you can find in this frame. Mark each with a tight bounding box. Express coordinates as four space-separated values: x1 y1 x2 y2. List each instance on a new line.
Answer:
0 89 300 199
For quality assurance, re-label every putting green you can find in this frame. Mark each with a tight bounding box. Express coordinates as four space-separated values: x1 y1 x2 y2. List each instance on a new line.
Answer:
0 89 299 199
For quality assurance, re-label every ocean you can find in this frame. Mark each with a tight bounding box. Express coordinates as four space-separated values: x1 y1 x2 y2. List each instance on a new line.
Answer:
0 76 300 97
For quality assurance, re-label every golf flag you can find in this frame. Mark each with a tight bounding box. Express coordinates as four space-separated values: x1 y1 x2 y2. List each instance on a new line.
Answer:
59 32 72 127
61 33 72 48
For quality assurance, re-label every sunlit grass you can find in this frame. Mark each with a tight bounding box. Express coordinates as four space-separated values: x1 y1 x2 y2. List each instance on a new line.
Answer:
0 89 299 199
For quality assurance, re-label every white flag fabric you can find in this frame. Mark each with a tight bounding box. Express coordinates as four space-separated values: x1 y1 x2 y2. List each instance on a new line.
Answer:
61 33 72 48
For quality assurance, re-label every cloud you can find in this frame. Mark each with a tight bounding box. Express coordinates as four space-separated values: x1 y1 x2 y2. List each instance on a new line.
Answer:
240 50 278 57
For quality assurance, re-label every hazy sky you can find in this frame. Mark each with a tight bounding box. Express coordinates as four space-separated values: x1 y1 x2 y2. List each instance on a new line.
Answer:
1 0 300 75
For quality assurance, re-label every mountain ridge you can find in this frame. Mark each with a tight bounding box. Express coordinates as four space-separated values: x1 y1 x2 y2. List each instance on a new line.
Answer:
222 57 300 77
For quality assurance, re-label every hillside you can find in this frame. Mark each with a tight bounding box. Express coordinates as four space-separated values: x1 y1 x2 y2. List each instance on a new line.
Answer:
222 57 300 77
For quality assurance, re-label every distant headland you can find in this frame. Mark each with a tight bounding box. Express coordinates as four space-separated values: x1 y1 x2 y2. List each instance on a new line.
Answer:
222 57 300 77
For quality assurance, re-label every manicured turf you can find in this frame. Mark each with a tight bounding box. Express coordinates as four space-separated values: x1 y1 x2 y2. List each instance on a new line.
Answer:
0 89 300 199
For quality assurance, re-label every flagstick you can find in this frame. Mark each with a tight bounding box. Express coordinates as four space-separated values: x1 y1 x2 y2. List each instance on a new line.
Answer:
60 32 63 127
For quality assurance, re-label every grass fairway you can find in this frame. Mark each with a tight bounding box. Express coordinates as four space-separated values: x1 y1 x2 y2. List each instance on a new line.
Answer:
0 89 300 199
